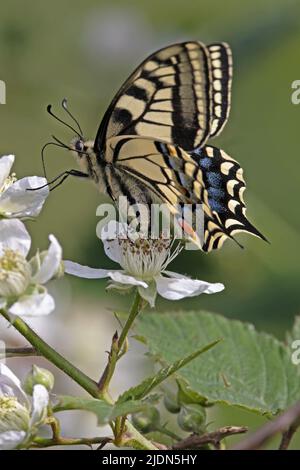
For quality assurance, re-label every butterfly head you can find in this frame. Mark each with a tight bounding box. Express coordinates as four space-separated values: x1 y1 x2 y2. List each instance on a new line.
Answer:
71 137 95 158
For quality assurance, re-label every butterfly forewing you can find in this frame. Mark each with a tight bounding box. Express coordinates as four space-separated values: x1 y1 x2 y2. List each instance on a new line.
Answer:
207 43 233 138
95 42 214 152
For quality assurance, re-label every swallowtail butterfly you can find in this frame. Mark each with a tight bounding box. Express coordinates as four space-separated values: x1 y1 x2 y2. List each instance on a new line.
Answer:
46 41 266 252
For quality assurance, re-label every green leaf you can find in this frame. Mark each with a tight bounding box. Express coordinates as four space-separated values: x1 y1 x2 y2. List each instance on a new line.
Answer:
118 339 220 404
134 311 300 416
54 396 151 425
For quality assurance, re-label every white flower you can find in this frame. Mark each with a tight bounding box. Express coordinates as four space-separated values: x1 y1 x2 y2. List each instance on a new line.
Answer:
0 219 62 317
0 364 49 450
64 222 224 307
0 155 48 219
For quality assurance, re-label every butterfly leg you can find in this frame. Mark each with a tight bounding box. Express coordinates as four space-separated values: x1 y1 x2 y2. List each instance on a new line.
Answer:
27 169 89 192
48 169 89 191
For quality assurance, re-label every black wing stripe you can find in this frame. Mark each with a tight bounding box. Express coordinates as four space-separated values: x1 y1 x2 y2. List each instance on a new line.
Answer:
208 43 232 138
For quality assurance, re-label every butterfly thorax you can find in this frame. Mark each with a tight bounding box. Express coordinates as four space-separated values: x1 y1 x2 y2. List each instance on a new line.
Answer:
70 137 153 204
70 137 109 194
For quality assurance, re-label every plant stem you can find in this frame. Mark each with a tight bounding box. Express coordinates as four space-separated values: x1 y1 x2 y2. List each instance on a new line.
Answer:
32 436 111 448
118 291 142 351
98 291 142 394
156 425 181 441
279 425 298 450
0 309 101 398
122 421 159 450
1 347 39 358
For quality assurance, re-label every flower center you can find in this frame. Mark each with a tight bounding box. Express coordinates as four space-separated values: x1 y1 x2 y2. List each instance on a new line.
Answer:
0 396 19 412
118 236 181 279
0 249 22 271
0 396 29 432
0 249 31 297
0 173 17 194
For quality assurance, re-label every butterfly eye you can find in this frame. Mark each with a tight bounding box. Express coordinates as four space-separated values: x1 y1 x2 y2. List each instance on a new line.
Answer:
75 140 84 153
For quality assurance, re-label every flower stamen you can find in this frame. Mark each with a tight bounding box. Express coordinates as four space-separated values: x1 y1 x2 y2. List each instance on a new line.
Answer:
117 235 182 280
0 173 17 194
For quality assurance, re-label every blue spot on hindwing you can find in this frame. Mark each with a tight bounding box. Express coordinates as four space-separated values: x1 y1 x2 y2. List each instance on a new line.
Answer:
208 197 226 213
199 157 213 170
206 171 222 187
207 187 225 198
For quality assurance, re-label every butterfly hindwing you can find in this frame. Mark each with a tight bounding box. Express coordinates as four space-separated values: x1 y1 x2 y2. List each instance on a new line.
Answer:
192 145 266 251
106 135 210 211
104 136 264 251
95 42 214 152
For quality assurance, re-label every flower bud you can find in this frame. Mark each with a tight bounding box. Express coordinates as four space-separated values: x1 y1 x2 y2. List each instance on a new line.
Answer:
132 407 160 433
0 396 30 433
23 365 54 395
0 249 31 297
177 404 206 433
163 392 181 414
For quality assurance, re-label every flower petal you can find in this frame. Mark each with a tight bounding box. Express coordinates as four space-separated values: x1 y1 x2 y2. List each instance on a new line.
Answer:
32 235 62 284
30 384 49 428
102 237 122 264
0 155 14 189
0 430 26 450
0 364 28 404
64 260 114 279
101 220 129 264
8 292 55 317
64 261 148 287
156 275 225 300
0 219 31 257
163 270 190 279
0 176 49 218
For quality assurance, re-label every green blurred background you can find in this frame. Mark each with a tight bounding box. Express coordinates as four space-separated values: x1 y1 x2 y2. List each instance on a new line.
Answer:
1 0 300 448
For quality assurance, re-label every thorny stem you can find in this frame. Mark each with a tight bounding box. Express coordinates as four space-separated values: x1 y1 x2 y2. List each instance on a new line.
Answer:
97 291 148 446
173 426 248 450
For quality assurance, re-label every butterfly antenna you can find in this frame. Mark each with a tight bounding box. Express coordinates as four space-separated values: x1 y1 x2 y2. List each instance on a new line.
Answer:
62 98 83 137
47 104 82 139
40 141 67 179
51 134 89 157
51 134 71 150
